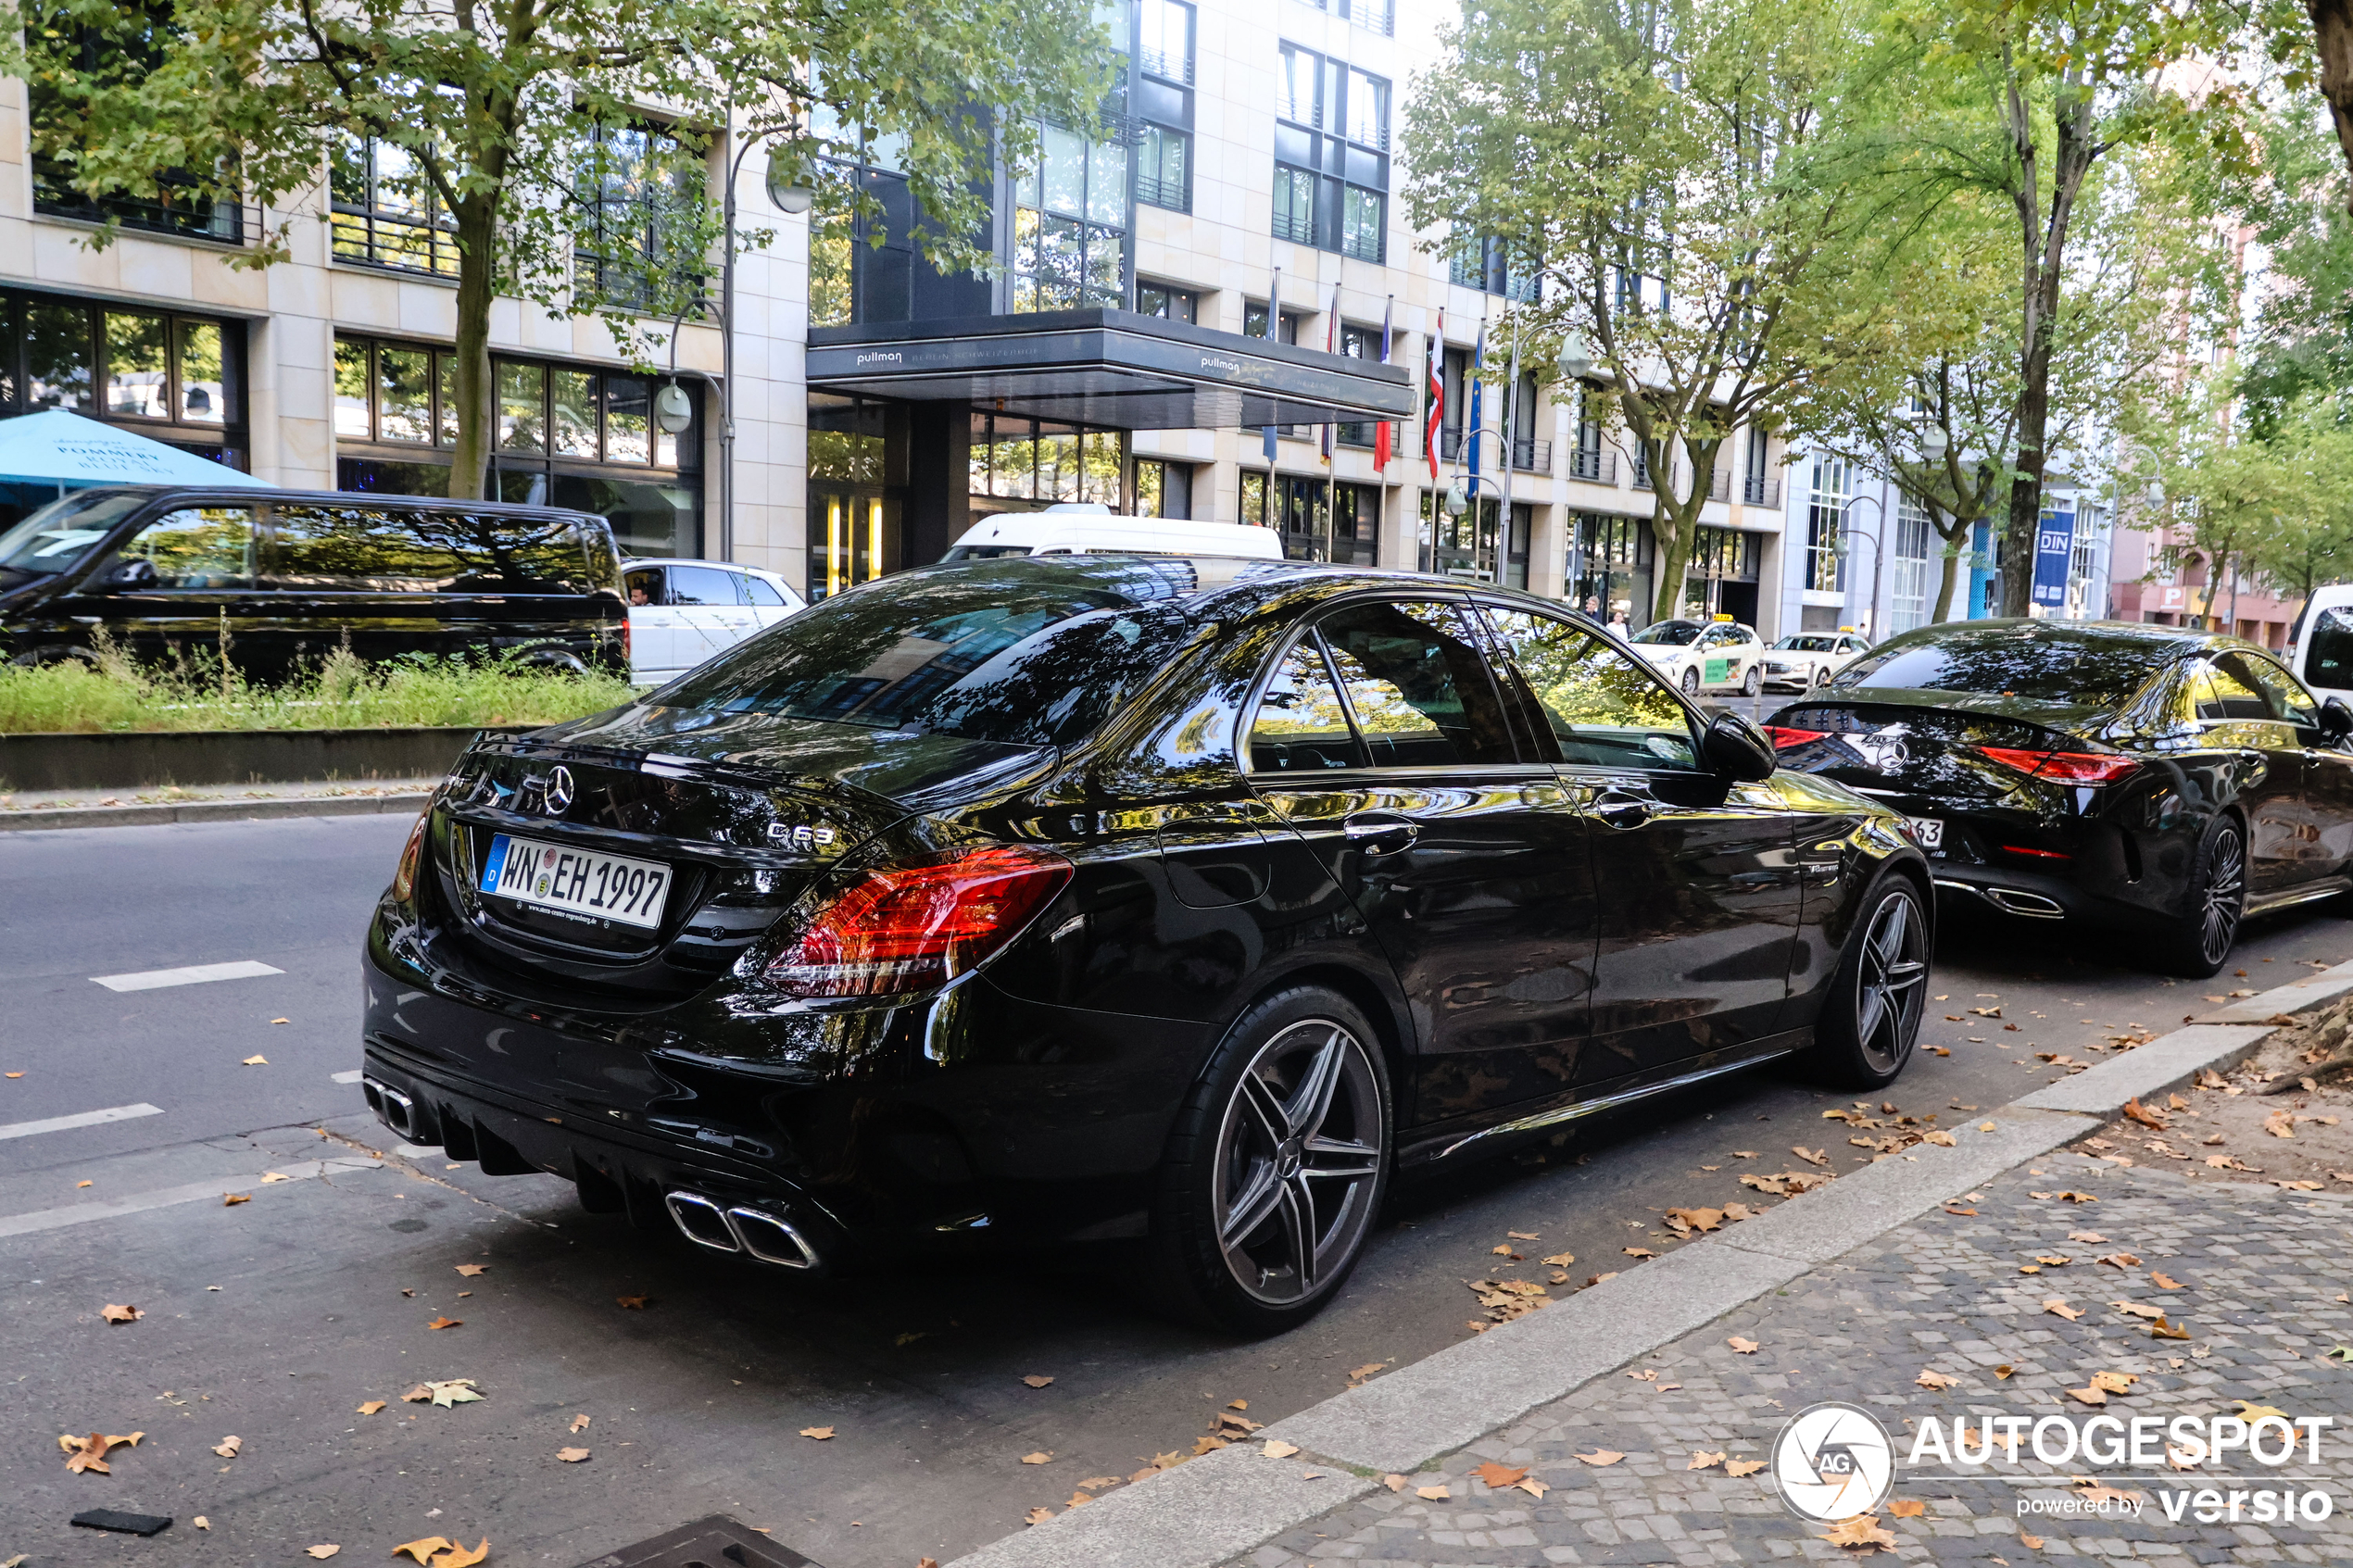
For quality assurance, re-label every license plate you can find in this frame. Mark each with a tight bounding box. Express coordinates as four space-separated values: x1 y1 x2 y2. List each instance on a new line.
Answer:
1903 817 1944 851
479 833 670 929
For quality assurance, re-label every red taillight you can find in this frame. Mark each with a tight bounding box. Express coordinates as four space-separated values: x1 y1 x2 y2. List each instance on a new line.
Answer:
392 809 430 903
1978 746 2139 784
621 617 631 660
768 845 1074 999
2002 844 2072 859
1764 725 1829 750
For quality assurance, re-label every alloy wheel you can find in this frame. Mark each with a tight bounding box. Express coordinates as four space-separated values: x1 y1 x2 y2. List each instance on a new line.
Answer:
1853 888 1929 1073
1681 667 1701 695
2198 825 2246 966
1212 1020 1384 1307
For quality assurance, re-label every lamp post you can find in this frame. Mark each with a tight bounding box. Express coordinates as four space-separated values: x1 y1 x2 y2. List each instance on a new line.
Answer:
1840 492 1886 638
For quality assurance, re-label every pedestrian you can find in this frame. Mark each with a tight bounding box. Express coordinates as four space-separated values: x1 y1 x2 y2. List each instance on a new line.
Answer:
1606 607 1630 639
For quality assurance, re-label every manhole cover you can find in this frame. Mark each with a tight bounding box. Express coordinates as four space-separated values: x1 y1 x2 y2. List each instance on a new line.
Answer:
571 1514 822 1568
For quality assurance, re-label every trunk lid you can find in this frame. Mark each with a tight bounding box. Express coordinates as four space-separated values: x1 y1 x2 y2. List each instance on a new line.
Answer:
1768 695 2108 810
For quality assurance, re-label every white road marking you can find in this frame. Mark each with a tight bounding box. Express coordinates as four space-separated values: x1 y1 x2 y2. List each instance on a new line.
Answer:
0 1156 382 1240
91 960 284 993
331 1070 364 1085
0 1103 164 1141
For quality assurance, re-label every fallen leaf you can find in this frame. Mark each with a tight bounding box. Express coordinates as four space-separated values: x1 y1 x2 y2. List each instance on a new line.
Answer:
1541 1251 1575 1266
223 1192 250 1206
212 1435 242 1458
1261 1438 1299 1458
1623 1246 1655 1259
1382 1474 1409 1492
615 1295 649 1310
1994 1365 2014 1379
2096 1253 2143 1268
2045 1298 2084 1321
2090 1372 2138 1394
1021 1374 1054 1388
99 1303 142 1323
800 1425 834 1439
4 1072 20 1077
2234 1400 2288 1421
1513 1474 1550 1498
1021 1451 1053 1465
1688 1449 1726 1471
1944 1206 1978 1216
568 1412 590 1434
1063 1491 1093 1508
1728 1336 1760 1354
1922 1130 1957 1146
242 1055 268 1066
1491 1244 1519 1256
2068 1231 2107 1244
193 1516 209 1529
2056 1190 2098 1203
1474 1461 1529 1487
455 1263 488 1277
2265 1110 2296 1139
358 1400 386 1415
1916 1369 1957 1390
2021 1533 2045 1549
1821 1514 1898 1551
395 1544 458 1568
1664 1206 1725 1233
1576 1449 1625 1466
1888 1499 1927 1518
1346 1362 1385 1383
1725 1458 1767 1477
427 1316 462 1331
2067 1385 2108 1406
1416 1484 1450 1500
1078 1476 1122 1490
307 1549 341 1561
558 1446 589 1462
1023 1508 1054 1525
259 1171 291 1183
2123 1098 2169 1130
1507 1230 1541 1240
1793 1146 1829 1166
1981 1122 1997 1133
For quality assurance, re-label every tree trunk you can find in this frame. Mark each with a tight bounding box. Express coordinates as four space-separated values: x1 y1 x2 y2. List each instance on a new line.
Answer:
1931 526 1968 622
1646 438 1697 623
2311 1 2353 212
447 197 499 501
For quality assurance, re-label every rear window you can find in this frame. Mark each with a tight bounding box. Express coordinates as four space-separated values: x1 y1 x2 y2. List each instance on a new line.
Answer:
651 571 1191 749
264 503 620 596
1829 624 2158 710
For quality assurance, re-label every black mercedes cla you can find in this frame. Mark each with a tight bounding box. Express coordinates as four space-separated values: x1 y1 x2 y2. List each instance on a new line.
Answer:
1766 619 2353 979
362 556 1930 1332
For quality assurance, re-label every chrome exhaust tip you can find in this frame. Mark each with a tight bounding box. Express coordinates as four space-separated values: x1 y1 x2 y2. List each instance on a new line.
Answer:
361 1076 416 1138
664 1191 741 1252
1981 887 2065 919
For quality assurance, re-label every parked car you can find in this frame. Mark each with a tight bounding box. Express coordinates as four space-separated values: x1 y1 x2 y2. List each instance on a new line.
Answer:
1628 617 1768 696
2287 582 2353 708
941 503 1287 561
623 558 805 685
0 485 625 676
1763 631 1873 692
362 555 1931 1333
1765 617 2353 977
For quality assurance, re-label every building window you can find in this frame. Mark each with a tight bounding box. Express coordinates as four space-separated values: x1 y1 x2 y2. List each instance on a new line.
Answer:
1806 455 1849 594
1449 233 1538 301
573 122 708 314
331 135 459 278
1134 458 1193 518
1244 304 1303 342
1244 472 1378 563
1138 283 1199 322
1568 512 1654 627
1136 124 1191 212
1891 494 1932 633
967 413 1126 506
0 288 245 447
1139 0 1195 84
1013 123 1128 311
1336 323 1382 446
1273 44 1388 259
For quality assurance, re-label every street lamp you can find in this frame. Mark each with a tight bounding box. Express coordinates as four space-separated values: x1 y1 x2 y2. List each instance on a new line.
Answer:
1556 328 1592 382
1840 493 1886 637
1919 423 1948 462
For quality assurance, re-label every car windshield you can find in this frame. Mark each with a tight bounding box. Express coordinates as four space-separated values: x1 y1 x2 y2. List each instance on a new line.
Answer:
1631 620 1703 646
650 562 1195 749
1776 635 1839 652
1829 623 2160 709
940 545 1033 561
0 491 150 582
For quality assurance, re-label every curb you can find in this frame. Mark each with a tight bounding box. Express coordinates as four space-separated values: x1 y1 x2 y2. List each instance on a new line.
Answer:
950 958 2353 1568
0 791 433 832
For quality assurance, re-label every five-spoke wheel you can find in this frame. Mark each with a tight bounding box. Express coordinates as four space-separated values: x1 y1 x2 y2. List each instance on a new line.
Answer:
1804 873 1930 1087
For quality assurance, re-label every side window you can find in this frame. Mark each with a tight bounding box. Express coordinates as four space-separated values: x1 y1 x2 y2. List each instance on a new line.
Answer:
2233 653 2321 728
2189 659 2268 722
624 567 665 607
2309 607 2353 692
266 504 419 590
114 505 258 589
667 565 736 606
742 573 787 608
1316 600 1517 768
1248 637 1363 771
1481 605 1701 771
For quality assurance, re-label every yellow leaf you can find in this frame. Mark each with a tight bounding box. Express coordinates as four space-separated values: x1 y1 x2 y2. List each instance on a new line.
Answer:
2067 1385 2108 1406
1382 1474 1409 1492
570 1413 589 1433
1416 1484 1450 1499
242 1055 268 1066
1541 1252 1575 1266
2045 1298 2083 1321
800 1425 834 1439
1688 1450 1725 1470
1021 1451 1053 1465
1725 1458 1767 1477
359 1401 387 1415
1576 1449 1624 1466
1261 1438 1300 1458
558 1447 589 1462
306 1549 340 1561
1916 1370 1957 1390
426 1317 462 1331
1888 1499 1927 1518
1727 1336 1760 1353
194 1516 210 1529
1022 1374 1053 1388
212 1435 242 1458
222 1192 250 1206
99 1303 141 1323
1821 1514 1898 1550
2233 1401 2288 1421
430 1541 489 1568
1513 1475 1549 1498
393 1539 455 1565
1023 1508 1054 1525
455 1263 488 1276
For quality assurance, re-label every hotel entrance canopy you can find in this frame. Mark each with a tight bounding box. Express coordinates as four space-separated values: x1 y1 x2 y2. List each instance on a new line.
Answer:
805 308 1417 431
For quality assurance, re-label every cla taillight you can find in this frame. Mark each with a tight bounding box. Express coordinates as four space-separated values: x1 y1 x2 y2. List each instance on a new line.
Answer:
1979 746 2139 784
768 845 1074 999
1764 725 1829 749
392 809 430 902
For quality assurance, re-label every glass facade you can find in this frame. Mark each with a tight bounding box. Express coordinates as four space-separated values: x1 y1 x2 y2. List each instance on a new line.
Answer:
1012 124 1129 311
1239 471 1378 564
1273 44 1389 262
967 413 1126 508
331 135 459 277
1806 454 1849 594
1568 513 1654 629
1892 493 1933 632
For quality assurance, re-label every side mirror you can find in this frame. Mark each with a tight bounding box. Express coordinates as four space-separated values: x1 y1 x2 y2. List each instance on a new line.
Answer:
93 558 157 592
1701 711 1777 782
2322 696 2353 740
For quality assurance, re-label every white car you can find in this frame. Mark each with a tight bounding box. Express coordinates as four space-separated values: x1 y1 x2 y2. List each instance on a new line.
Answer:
942 504 1286 561
1761 631 1873 692
623 558 805 685
1627 618 1768 696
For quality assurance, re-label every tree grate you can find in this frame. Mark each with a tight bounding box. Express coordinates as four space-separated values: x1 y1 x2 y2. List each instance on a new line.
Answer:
570 1514 822 1568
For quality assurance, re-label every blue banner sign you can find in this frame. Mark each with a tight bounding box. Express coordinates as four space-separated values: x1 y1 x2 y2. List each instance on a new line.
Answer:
2031 506 2076 608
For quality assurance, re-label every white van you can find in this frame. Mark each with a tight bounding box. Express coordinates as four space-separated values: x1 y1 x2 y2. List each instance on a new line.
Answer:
622 558 805 685
943 503 1286 562
2289 583 2353 705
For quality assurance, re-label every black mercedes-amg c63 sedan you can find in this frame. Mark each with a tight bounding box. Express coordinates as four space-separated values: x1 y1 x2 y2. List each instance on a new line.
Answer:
362 556 1931 1332
1766 619 2353 979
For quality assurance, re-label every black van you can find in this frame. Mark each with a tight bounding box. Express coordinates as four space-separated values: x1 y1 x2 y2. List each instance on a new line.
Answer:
0 486 626 678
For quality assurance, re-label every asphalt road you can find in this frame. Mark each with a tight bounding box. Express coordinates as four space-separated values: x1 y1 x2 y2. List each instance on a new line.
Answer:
3 813 2347 1568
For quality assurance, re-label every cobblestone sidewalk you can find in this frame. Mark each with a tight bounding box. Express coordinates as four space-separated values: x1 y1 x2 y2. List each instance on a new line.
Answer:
1230 1149 2353 1566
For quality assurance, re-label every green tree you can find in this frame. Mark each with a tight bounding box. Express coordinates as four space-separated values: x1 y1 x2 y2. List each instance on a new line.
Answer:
1889 0 2261 618
2144 376 2333 630
2236 397 2353 609
8 0 1108 499
1402 0 1910 623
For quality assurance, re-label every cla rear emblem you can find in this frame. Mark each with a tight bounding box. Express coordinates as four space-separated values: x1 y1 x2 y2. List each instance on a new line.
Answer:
541 765 574 815
1849 725 1910 772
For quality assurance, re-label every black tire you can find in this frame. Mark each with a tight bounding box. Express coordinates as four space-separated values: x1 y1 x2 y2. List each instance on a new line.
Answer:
1681 667 1702 696
1147 985 1391 1336
8 644 98 669
1743 664 1762 696
1802 872 1930 1089
2158 815 2246 978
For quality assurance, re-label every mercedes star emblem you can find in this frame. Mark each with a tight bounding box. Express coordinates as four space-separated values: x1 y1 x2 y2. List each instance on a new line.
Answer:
541 765 575 815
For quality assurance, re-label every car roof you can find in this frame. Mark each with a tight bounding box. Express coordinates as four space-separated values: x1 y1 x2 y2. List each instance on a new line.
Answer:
56 483 606 527
1880 615 2278 663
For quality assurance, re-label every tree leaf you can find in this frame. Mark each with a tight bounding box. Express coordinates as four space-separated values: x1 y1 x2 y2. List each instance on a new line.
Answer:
558 1447 589 1462
800 1425 835 1439
1888 1499 1927 1518
1416 1484 1450 1499
99 1303 142 1323
1916 1369 1957 1390
1576 1449 1624 1466
212 1435 242 1458
394 1539 456 1564
1023 1508 1054 1525
427 1317 462 1331
1728 1336 1760 1353
222 1193 250 1206
305 1549 339 1561
429 1542 489 1568
1474 1460 1529 1487
1687 1450 1725 1470
1021 1451 1053 1465
1725 1458 1767 1477
359 1400 386 1415
1261 1439 1299 1458
2045 1298 2084 1321
455 1263 488 1277
1022 1374 1053 1388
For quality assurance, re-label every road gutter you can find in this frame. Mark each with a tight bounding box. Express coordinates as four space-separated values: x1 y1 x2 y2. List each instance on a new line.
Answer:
0 790 434 832
950 957 2353 1568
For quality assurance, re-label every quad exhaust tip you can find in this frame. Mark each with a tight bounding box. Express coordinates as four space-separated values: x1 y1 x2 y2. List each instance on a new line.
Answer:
360 1076 417 1139
664 1190 821 1269
1936 878 2065 920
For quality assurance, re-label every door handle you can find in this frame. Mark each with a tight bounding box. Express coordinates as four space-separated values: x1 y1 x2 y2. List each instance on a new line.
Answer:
1343 814 1420 856
1588 790 1653 830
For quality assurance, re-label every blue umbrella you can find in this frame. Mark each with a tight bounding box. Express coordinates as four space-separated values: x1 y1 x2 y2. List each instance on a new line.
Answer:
0 409 273 489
